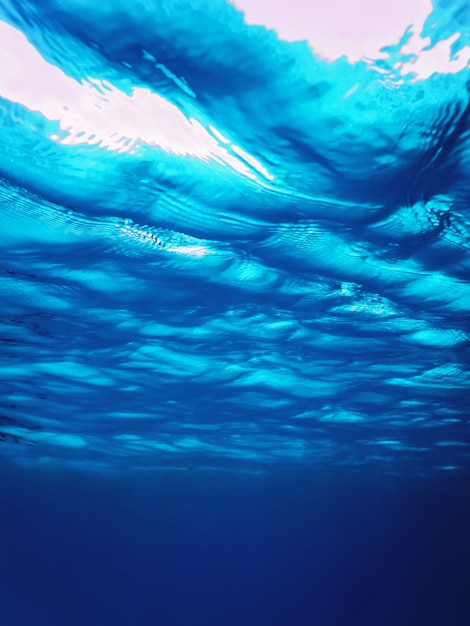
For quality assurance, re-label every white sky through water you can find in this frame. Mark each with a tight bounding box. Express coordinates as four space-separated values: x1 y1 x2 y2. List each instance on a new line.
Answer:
0 20 273 182
0 0 469 169
230 0 470 78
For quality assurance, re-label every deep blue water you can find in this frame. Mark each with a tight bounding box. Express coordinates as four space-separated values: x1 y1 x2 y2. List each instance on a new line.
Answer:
1 0 469 624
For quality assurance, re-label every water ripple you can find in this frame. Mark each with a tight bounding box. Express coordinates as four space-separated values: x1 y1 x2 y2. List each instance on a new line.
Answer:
0 0 469 476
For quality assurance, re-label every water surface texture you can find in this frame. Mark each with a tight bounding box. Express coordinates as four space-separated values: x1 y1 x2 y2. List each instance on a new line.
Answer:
1 0 469 476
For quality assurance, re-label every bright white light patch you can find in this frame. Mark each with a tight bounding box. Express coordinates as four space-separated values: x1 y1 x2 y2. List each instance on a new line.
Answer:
230 0 470 79
0 21 273 181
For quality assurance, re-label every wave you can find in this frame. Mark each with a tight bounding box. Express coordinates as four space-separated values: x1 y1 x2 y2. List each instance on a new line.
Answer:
0 0 469 475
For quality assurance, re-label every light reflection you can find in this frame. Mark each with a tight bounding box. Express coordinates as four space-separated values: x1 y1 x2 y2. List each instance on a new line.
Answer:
169 245 209 257
230 0 470 80
0 21 273 181
117 220 211 258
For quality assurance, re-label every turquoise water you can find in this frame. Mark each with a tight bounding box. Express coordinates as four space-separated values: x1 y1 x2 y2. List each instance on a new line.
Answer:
1 3 470 626
0 0 469 477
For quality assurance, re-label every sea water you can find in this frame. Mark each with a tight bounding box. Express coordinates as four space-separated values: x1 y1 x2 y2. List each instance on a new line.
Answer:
0 1 469 624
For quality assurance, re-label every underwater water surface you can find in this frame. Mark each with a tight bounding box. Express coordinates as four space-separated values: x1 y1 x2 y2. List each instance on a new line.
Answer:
1 0 469 475
1 2 470 626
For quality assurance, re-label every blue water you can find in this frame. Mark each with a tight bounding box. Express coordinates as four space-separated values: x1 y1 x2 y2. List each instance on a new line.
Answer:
1 1 469 624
